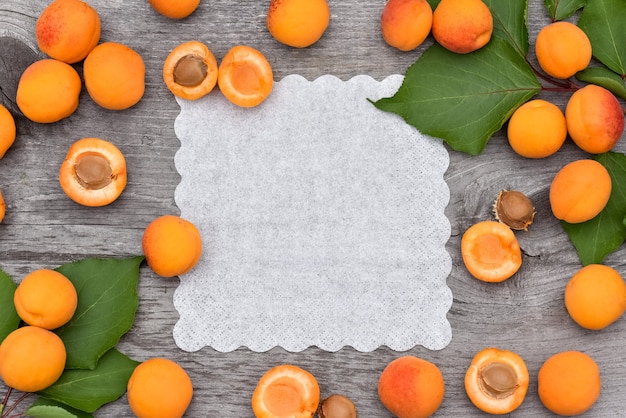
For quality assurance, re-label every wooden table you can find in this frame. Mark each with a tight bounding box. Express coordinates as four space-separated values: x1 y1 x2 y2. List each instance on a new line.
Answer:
1 0 625 416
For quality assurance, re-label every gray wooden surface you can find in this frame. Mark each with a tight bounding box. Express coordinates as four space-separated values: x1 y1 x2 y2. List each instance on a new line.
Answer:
1 0 625 416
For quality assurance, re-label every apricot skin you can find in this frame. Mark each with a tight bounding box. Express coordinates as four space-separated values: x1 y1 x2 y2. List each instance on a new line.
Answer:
507 99 567 158
431 0 493 54
267 0 330 48
0 104 16 159
381 0 433 52
535 21 591 79
149 0 200 19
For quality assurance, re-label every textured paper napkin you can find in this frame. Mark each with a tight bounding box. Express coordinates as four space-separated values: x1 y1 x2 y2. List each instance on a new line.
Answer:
172 74 452 352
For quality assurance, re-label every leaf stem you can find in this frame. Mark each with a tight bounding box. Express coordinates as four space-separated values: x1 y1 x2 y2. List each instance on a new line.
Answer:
1 392 29 418
525 57 581 91
1 387 11 418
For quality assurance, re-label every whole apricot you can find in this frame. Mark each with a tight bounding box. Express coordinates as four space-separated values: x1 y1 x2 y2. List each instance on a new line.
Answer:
381 0 433 52
535 21 592 79
84 42 145 110
431 0 493 54
36 0 101 64
565 264 626 330
149 0 201 19
163 41 218 100
218 45 274 108
16 59 81 123
565 84 625 154
0 190 5 224
549 159 611 224
267 0 330 48
0 103 16 159
507 99 567 158
378 356 445 418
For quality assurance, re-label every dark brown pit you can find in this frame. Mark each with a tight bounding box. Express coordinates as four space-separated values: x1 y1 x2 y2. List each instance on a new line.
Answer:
173 54 208 87
494 189 535 231
479 362 518 400
318 394 358 418
74 153 113 190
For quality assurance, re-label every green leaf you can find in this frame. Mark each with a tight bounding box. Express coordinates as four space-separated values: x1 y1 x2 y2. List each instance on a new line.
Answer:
0 269 20 344
562 152 626 265
576 66 626 100
578 0 626 75
38 348 139 414
426 0 440 10
372 37 541 155
544 0 587 20
26 398 93 418
54 256 144 370
485 0 530 55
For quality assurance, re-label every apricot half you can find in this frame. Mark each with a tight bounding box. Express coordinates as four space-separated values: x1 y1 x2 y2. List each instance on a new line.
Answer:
218 45 273 108
163 41 218 100
267 0 330 48
59 138 127 207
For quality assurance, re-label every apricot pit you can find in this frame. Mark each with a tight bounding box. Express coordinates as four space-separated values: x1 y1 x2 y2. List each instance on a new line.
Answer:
493 190 535 231
163 41 218 100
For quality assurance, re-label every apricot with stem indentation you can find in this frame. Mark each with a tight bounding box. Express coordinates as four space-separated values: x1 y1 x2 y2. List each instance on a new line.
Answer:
163 41 218 100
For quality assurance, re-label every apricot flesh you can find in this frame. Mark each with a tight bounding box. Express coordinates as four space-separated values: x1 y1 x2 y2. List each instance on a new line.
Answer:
218 45 273 108
163 41 218 100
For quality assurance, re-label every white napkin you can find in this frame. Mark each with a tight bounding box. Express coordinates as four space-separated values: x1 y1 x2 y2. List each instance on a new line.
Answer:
172 74 452 352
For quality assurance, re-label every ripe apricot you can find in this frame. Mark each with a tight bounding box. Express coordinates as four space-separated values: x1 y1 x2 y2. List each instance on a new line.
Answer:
142 215 202 277
565 84 625 154
465 347 529 414
252 364 320 418
535 21 592 79
431 0 493 54
266 0 330 48
549 159 611 224
461 221 522 283
59 137 127 207
507 99 567 158
35 0 101 64
127 358 193 418
0 103 16 159
14 269 78 330
538 351 600 416
0 190 5 224
378 356 444 418
218 45 274 108
149 0 201 19
163 41 218 100
565 264 626 330
16 59 81 123
0 326 66 393
84 42 145 110
380 0 433 52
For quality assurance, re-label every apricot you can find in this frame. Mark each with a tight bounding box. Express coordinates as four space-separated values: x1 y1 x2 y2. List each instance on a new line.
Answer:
59 137 127 207
465 347 529 414
507 99 567 158
380 0 433 52
535 21 592 79
378 356 445 418
35 0 101 64
0 103 16 159
218 45 274 108
431 0 493 54
16 59 81 123
565 264 626 330
538 351 600 416
149 0 201 19
565 84 625 154
163 41 218 100
0 190 5 224
266 0 330 48
461 220 522 283
549 159 611 224
84 42 145 110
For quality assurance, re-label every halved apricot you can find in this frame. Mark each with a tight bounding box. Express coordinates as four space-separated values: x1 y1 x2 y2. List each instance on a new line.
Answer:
217 45 273 108
163 41 218 100
59 138 127 207
461 220 522 282
465 347 529 414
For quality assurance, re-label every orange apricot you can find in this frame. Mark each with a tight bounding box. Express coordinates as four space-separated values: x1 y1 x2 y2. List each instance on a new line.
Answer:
84 42 145 110
565 84 625 154
59 137 127 207
35 0 101 64
538 351 600 416
149 0 201 19
461 220 522 283
252 364 320 418
266 0 330 48
0 103 16 159
507 99 567 158
378 356 445 418
16 59 81 123
127 358 193 418
535 21 592 79
380 0 433 52
14 269 78 330
565 264 626 330
0 190 5 224
163 41 218 100
142 215 202 277
465 347 529 414
218 45 274 108
0 326 67 393
549 159 611 224
431 0 493 54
